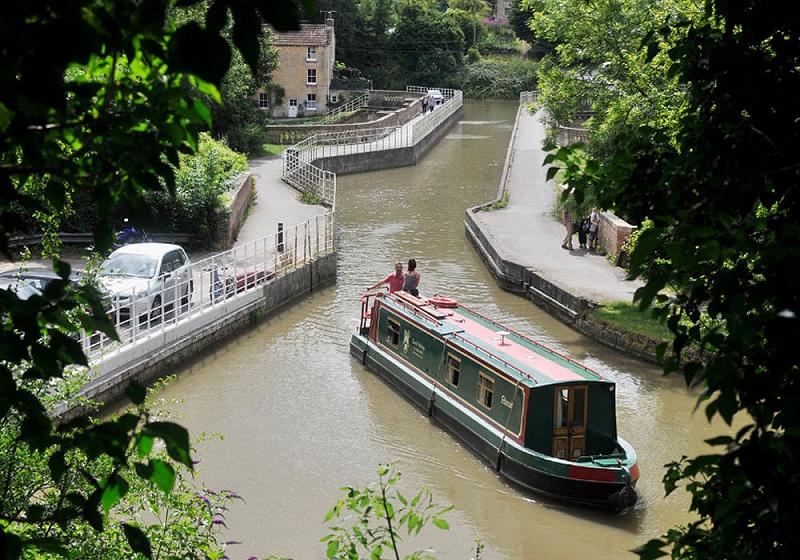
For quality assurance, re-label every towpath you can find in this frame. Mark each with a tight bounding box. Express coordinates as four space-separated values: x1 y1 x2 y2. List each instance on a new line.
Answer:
471 108 642 304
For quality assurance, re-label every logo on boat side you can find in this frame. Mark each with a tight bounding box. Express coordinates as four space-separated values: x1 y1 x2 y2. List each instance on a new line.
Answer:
501 395 514 409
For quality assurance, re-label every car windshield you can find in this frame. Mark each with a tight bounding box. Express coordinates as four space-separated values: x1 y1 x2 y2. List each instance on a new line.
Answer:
101 253 158 278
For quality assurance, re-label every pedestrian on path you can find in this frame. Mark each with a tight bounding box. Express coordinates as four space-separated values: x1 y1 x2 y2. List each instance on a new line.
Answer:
578 217 589 249
368 262 404 293
561 210 576 251
403 258 421 297
588 208 600 251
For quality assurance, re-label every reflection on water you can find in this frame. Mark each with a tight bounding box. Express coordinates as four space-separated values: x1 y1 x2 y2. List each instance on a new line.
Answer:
152 100 712 559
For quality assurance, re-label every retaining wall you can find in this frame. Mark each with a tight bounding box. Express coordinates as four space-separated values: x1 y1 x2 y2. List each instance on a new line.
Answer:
266 92 424 144
311 106 463 175
215 174 256 249
55 253 337 422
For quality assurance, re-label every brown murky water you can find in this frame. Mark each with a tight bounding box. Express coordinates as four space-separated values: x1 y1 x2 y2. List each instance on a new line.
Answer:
153 101 719 559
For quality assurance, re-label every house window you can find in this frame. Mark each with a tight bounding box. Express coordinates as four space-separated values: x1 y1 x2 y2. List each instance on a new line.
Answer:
446 354 460 387
330 94 338 103
477 373 494 409
258 92 269 109
387 318 400 346
289 99 298 107
307 47 317 61
306 93 317 111
307 68 317 85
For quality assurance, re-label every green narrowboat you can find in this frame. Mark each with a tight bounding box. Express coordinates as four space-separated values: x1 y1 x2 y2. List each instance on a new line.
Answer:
350 291 639 511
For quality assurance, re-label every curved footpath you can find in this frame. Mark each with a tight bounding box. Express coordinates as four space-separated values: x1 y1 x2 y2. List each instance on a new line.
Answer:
465 107 664 363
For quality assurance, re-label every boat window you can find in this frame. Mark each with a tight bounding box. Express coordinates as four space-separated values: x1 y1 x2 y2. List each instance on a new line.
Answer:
446 354 460 387
556 388 569 427
477 373 494 409
387 318 401 346
573 386 586 427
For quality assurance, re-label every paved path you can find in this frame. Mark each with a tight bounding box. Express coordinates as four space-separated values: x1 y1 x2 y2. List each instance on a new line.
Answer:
238 156 326 247
472 108 642 304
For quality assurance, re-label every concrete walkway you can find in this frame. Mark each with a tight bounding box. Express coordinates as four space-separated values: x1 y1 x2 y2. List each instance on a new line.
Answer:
471 108 642 304
238 156 326 247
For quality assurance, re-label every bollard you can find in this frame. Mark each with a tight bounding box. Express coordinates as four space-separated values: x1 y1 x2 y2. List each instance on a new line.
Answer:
277 222 284 253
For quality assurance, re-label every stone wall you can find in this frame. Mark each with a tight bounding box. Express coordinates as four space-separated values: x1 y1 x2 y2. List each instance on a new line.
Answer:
309 106 463 175
597 211 635 258
54 252 338 422
214 174 256 249
265 93 423 144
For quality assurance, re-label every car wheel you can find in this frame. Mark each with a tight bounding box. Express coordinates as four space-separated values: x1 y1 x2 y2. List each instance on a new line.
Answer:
149 296 162 323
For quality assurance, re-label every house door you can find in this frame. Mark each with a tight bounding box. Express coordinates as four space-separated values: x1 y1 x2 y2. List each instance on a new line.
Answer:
552 385 588 460
288 98 298 117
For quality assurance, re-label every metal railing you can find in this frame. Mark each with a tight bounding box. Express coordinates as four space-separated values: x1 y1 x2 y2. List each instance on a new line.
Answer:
520 91 539 104
412 91 463 142
283 87 463 209
80 212 335 362
318 92 370 125
406 86 457 100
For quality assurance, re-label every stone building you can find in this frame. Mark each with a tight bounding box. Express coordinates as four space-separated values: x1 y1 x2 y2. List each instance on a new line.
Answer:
260 18 336 118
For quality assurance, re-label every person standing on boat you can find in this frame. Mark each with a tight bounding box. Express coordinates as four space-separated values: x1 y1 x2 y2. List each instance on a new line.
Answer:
403 258 421 297
368 262 405 293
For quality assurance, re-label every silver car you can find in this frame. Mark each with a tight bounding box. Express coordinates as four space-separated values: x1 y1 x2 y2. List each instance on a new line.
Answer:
100 243 192 324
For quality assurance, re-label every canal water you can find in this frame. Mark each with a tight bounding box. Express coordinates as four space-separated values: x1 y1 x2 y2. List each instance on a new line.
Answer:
154 101 718 559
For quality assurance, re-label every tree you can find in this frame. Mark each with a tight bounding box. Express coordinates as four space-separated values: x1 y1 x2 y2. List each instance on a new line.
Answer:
508 0 553 58
0 1 309 557
543 0 800 557
533 0 692 162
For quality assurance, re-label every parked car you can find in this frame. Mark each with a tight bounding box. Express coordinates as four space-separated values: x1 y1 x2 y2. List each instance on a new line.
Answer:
0 277 43 300
0 268 82 292
427 89 444 107
99 243 192 324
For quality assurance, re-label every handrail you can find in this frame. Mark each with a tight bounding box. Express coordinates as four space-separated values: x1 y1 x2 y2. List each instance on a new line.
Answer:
318 92 370 125
457 302 603 380
449 331 537 384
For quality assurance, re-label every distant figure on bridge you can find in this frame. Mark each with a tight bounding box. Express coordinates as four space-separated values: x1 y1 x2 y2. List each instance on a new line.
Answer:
403 258 421 297
369 262 405 293
561 210 576 251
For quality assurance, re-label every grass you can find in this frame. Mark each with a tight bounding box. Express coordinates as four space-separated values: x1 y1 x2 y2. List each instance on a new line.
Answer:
261 143 288 157
299 191 322 205
591 301 673 341
485 191 509 211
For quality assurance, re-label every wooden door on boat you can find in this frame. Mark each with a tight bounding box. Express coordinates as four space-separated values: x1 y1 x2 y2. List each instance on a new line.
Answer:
552 385 588 460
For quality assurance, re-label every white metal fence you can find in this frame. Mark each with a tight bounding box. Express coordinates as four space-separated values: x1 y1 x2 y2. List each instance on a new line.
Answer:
283 87 463 202
81 212 335 362
406 86 457 99
411 90 463 142
318 92 370 125
520 91 539 104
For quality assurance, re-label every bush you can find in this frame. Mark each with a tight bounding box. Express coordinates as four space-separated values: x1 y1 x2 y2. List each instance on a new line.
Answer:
146 134 248 244
460 56 539 99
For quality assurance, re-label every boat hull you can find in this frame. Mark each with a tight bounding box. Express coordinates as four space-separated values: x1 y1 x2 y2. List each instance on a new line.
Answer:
350 333 637 511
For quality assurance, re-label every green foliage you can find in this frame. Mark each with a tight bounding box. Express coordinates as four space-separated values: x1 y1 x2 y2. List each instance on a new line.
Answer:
317 0 466 90
299 191 323 206
460 56 538 99
485 191 509 211
0 1 308 557
591 301 673 342
322 464 452 560
509 0 553 58
147 133 248 244
543 0 800 557
475 24 520 56
533 0 692 162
